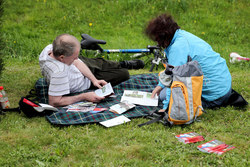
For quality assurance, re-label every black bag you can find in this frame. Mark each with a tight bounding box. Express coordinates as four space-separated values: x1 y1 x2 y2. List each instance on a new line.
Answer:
18 97 56 117
0 90 57 117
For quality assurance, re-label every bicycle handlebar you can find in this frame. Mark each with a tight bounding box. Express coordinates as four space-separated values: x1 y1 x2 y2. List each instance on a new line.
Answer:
81 34 106 51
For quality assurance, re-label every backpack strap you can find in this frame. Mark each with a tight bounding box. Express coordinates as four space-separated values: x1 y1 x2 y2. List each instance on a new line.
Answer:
162 113 174 127
187 55 192 62
138 114 164 127
0 107 21 115
138 110 170 127
194 106 203 120
25 89 39 102
184 106 205 124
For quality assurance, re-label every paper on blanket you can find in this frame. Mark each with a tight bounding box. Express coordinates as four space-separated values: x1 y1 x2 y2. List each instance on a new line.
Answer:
95 82 114 97
90 108 108 114
110 100 136 114
99 115 131 127
121 90 158 106
39 103 59 112
64 102 97 112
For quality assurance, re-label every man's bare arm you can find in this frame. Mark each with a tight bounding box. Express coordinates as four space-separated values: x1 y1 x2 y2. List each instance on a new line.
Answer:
73 59 107 88
49 92 105 107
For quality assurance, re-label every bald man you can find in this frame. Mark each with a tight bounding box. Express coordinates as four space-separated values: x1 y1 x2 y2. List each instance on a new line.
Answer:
39 34 142 107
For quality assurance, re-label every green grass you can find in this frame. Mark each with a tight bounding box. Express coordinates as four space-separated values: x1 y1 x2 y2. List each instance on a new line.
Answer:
0 0 249 166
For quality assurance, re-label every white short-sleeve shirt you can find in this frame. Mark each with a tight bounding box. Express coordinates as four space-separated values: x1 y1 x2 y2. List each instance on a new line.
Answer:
39 44 91 96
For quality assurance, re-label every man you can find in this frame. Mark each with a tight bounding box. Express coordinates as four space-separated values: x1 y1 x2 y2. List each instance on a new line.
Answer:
39 34 144 107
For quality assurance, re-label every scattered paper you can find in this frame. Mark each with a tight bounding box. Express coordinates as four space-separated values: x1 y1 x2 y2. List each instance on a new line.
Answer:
110 100 136 114
95 82 114 97
121 90 158 106
39 103 59 112
99 115 131 127
64 102 96 112
90 108 108 114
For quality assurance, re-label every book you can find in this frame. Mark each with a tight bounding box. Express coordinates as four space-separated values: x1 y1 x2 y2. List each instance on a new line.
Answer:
120 90 158 106
197 139 235 155
175 132 205 144
99 115 131 127
95 82 114 97
109 100 136 114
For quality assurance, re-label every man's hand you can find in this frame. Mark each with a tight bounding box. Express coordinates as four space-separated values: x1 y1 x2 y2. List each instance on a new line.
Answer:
83 92 105 102
92 79 107 89
151 86 163 98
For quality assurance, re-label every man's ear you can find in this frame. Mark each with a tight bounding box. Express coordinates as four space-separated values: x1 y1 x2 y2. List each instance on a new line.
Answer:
58 55 64 62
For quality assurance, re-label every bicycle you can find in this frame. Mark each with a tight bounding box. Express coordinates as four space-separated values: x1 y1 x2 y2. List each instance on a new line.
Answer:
80 34 166 72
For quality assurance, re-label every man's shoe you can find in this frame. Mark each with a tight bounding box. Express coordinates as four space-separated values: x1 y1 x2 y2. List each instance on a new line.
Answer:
121 59 145 69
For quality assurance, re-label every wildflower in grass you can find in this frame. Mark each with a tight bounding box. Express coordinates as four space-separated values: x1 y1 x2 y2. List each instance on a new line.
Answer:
89 23 93 27
44 0 46 3
194 20 196 23
201 32 205 35
102 56 104 58
64 16 66 20
14 41 16 43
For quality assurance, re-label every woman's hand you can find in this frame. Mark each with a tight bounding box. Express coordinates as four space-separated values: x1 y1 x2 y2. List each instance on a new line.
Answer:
151 86 163 98
158 109 166 113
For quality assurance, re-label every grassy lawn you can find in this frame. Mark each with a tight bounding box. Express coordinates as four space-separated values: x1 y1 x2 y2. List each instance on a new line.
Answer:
0 0 249 166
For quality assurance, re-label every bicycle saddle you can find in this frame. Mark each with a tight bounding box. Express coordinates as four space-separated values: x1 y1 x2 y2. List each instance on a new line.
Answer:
80 34 106 51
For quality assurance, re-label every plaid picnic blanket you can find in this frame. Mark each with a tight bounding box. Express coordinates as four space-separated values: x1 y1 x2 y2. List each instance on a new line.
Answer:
37 73 162 125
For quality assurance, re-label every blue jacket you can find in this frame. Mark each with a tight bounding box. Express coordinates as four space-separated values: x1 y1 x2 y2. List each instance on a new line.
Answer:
159 29 231 109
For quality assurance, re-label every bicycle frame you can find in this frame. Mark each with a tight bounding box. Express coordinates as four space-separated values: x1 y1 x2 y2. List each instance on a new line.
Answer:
80 34 166 72
103 49 150 53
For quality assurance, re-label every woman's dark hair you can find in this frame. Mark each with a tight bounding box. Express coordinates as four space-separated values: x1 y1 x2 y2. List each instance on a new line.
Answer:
145 13 180 48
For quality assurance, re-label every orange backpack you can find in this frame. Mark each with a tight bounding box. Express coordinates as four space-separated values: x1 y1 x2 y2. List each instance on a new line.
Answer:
166 58 204 125
139 56 204 127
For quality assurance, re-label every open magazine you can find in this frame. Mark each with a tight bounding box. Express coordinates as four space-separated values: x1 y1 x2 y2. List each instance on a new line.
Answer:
64 102 107 113
110 100 136 114
121 90 158 106
197 139 235 155
175 132 205 144
64 102 97 112
95 82 114 97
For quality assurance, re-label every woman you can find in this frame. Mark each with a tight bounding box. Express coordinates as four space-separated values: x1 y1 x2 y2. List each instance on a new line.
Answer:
146 13 232 110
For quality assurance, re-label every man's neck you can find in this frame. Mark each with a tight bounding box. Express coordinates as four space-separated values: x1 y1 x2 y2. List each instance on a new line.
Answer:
49 52 61 62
